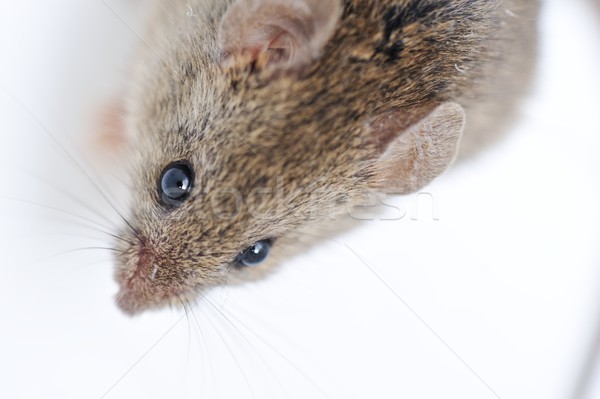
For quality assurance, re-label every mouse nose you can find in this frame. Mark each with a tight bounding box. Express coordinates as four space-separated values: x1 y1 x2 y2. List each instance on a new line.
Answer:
115 242 161 315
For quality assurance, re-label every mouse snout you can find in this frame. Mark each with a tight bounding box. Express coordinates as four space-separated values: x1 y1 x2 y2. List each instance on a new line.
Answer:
113 230 228 315
115 241 163 315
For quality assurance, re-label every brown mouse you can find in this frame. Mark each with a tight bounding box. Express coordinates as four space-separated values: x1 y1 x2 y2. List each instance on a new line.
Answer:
113 0 539 315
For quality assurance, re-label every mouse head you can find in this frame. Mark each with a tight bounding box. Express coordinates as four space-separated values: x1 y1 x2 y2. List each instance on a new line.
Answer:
115 0 465 315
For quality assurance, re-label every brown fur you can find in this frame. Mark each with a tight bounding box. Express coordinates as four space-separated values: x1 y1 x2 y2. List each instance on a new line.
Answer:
115 0 539 315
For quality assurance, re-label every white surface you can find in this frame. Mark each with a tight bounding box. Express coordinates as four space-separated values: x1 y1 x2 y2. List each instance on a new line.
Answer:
1 1 599 398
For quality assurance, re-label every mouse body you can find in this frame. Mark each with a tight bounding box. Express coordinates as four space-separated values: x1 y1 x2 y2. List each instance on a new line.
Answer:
114 0 539 315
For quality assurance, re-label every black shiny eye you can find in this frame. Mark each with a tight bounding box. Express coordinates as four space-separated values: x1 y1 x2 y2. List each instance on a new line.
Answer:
159 162 194 207
236 239 272 267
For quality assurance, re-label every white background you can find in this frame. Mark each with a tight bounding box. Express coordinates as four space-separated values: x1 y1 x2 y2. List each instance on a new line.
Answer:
1 0 599 398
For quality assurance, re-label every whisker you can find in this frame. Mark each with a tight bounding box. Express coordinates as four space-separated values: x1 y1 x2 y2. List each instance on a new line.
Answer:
205 296 290 398
76 258 115 268
23 218 133 246
75 246 125 254
22 246 124 267
99 314 186 399
189 299 258 399
23 169 121 230
99 230 133 245
0 195 117 234
99 0 181 77
17 231 128 246
182 297 212 397
0 85 142 243
209 297 330 399
178 298 193 377
12 245 124 275
60 159 142 243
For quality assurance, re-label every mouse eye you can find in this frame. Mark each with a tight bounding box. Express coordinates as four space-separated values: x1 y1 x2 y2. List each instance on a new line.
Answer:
236 239 272 267
159 161 194 207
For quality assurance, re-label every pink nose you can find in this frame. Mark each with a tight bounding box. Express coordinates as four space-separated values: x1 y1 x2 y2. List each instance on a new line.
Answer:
115 244 159 315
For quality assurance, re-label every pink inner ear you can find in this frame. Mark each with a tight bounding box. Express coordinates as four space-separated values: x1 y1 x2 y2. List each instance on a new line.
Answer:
367 106 436 153
222 13 308 67
225 27 295 66
220 20 292 66
266 31 296 63
218 0 341 69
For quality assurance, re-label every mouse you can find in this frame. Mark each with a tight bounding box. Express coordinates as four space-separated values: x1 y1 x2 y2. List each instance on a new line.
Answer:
111 0 539 315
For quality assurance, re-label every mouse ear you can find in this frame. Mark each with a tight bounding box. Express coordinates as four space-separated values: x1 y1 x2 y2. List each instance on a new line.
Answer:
368 102 466 194
218 0 341 70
